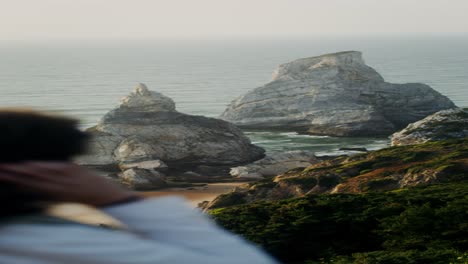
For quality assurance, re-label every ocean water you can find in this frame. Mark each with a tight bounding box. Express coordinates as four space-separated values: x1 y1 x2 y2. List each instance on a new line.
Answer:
0 35 467 154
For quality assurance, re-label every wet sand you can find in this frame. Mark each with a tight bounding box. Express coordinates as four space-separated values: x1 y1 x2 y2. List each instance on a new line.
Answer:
48 182 246 225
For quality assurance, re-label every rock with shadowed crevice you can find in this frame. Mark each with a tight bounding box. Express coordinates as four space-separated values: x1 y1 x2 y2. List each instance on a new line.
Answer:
221 51 456 137
391 108 468 146
77 83 265 177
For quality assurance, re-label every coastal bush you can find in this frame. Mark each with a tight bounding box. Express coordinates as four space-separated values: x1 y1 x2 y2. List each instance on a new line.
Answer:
207 192 247 209
316 174 340 188
280 176 317 189
211 183 468 263
206 138 468 211
281 138 466 194
365 177 399 191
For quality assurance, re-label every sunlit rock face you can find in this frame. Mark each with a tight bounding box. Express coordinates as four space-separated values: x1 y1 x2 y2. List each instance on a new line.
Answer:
119 168 166 190
230 150 319 179
221 51 456 137
78 83 265 174
391 108 468 146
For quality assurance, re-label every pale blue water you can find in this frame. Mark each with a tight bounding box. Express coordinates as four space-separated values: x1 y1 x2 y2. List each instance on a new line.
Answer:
0 35 467 154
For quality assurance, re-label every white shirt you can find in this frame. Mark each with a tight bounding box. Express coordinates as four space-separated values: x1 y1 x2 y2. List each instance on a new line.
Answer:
0 197 277 264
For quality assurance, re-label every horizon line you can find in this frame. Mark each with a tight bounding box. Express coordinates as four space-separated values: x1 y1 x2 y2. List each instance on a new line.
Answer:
1 32 468 44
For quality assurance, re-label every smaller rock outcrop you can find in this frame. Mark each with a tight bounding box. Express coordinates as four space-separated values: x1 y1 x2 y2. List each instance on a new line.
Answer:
230 151 319 179
391 108 468 146
77 83 265 186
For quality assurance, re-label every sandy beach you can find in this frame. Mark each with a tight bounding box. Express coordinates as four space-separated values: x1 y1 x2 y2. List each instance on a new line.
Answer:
48 182 247 226
143 182 246 206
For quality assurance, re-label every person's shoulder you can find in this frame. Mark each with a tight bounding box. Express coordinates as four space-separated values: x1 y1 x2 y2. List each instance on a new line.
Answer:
0 216 125 246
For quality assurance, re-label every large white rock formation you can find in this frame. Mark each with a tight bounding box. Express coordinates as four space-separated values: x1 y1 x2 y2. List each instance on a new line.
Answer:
221 51 456 136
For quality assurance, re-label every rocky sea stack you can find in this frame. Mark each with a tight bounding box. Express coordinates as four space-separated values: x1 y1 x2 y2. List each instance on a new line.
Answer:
78 83 265 180
221 51 456 137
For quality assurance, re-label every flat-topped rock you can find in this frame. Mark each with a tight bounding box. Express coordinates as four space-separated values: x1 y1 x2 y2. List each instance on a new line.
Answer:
221 51 456 137
78 84 265 178
391 108 468 146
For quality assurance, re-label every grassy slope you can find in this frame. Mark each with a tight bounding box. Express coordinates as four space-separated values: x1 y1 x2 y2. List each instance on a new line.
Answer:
282 138 468 193
211 183 468 263
208 138 468 210
209 138 468 263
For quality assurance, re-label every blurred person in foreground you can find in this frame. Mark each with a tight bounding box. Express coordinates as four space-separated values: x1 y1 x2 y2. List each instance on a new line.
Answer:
0 110 277 264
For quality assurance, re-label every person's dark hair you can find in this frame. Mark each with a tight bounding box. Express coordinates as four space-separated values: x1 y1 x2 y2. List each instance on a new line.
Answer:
0 109 89 218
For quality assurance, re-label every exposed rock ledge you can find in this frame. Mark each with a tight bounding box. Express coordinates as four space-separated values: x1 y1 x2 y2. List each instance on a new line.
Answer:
77 83 265 182
391 108 468 146
230 151 319 179
220 51 456 137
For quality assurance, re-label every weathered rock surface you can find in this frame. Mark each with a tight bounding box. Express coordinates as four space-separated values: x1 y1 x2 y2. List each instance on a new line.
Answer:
230 150 319 179
221 51 456 137
78 83 265 176
391 108 468 146
119 168 166 190
119 159 168 171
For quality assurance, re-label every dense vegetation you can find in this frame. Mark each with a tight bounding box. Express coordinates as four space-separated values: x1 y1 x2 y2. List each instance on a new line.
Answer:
207 137 468 263
211 182 468 263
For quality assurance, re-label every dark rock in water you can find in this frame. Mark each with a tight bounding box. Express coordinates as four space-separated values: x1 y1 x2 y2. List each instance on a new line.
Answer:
77 83 265 178
338 147 368 152
391 108 468 146
195 165 231 176
220 51 456 137
182 171 202 178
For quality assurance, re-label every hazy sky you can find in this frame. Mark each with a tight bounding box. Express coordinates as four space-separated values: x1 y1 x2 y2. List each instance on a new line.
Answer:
1 0 467 42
